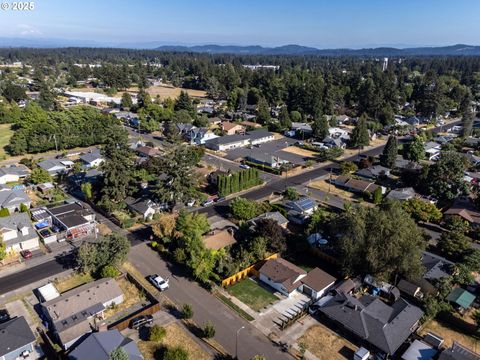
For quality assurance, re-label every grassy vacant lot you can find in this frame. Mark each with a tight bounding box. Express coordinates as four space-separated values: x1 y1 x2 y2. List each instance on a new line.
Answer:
419 319 479 349
138 323 210 360
299 324 357 360
281 146 318 158
147 85 206 100
54 272 94 293
227 278 278 312
0 123 13 158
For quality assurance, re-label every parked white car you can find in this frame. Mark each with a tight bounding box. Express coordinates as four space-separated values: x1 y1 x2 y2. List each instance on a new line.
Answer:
148 274 169 291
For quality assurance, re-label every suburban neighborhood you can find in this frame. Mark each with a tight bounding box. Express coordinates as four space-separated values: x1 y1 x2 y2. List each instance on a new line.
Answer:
1 2 480 360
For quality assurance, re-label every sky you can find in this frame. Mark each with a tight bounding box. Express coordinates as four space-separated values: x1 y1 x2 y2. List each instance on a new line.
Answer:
0 0 479 48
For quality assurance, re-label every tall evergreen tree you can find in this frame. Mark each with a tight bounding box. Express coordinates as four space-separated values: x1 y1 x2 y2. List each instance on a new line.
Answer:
278 106 292 130
312 115 329 140
404 135 425 162
380 136 398 168
460 95 474 138
100 126 134 207
256 97 270 124
350 115 370 148
174 91 194 114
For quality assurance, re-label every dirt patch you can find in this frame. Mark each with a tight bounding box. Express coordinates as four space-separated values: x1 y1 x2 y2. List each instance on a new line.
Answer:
104 277 145 319
299 324 357 360
309 180 355 199
54 272 94 293
419 319 479 349
97 223 112 236
281 146 318 158
138 323 211 360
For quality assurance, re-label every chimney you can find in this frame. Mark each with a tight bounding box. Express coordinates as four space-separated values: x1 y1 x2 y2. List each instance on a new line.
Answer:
97 322 108 332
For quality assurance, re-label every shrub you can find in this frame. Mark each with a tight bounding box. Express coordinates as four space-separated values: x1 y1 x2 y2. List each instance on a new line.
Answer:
149 324 166 342
163 346 188 360
202 321 215 339
181 304 193 319
0 208 10 217
100 265 120 278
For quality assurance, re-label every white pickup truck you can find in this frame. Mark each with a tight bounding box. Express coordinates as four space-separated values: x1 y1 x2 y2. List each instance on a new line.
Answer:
148 274 170 291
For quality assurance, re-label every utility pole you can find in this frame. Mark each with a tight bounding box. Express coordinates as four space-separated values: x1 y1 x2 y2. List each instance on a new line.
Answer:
53 134 58 154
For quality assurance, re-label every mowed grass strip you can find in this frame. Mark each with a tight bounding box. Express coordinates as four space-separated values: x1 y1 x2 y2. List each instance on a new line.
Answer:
227 278 277 312
0 123 14 158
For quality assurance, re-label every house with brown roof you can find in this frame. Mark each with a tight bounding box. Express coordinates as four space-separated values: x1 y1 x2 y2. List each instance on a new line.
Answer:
135 146 161 158
221 121 245 135
444 197 480 227
258 258 336 298
240 120 262 129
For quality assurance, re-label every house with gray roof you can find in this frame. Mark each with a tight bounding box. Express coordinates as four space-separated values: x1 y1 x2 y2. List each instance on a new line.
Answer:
125 196 160 220
439 342 480 360
38 159 74 175
246 153 289 168
0 164 30 185
319 292 423 355
0 188 31 213
79 150 104 168
355 165 391 180
386 187 416 201
249 211 289 228
0 212 39 253
42 278 124 350
0 316 36 360
69 329 142 360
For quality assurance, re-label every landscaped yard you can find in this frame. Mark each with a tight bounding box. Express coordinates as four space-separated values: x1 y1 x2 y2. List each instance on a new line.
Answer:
298 324 357 360
227 278 278 312
54 272 94 293
0 123 14 159
138 323 210 360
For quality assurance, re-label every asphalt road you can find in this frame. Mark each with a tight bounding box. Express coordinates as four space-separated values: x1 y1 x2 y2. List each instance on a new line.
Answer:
129 243 290 360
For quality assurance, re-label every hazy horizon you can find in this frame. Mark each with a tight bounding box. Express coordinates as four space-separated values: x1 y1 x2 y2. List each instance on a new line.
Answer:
0 0 479 49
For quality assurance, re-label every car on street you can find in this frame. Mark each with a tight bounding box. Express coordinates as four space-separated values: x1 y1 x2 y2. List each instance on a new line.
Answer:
148 274 169 291
20 250 32 259
130 315 153 329
239 164 250 169
201 199 214 206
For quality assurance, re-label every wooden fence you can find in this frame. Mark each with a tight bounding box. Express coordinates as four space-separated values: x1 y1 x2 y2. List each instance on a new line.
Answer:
221 253 279 287
108 272 161 331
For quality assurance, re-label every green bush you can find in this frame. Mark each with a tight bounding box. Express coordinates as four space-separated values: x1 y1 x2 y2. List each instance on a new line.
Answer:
149 324 166 342
121 218 135 229
163 346 188 360
202 321 215 339
181 304 193 319
0 208 10 217
100 265 120 278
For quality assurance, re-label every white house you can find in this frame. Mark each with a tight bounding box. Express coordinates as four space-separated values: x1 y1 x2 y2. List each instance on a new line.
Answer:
38 159 74 175
79 150 104 168
0 165 30 185
0 188 31 213
285 197 317 216
424 141 441 161
0 212 39 253
258 258 337 299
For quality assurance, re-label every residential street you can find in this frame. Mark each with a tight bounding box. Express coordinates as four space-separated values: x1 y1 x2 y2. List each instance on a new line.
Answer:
128 243 291 360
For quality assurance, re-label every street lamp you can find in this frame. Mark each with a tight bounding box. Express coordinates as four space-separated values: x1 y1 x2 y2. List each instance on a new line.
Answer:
235 326 245 359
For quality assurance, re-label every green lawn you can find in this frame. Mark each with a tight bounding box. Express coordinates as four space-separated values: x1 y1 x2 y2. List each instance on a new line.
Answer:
0 124 13 159
227 278 278 312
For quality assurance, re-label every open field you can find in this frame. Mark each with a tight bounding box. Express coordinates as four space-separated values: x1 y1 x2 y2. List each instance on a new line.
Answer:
147 85 206 100
54 272 94 293
227 278 278 312
70 85 206 101
419 319 479 349
298 324 357 360
282 146 318 158
138 323 211 360
0 124 14 158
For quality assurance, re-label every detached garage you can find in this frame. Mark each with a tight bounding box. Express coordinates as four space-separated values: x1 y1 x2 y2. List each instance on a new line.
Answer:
300 267 337 300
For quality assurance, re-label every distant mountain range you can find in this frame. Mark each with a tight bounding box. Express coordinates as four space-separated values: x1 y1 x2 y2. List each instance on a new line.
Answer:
154 44 480 56
0 37 480 56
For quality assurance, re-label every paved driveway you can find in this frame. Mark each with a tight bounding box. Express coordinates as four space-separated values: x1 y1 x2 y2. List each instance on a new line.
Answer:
128 243 291 360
